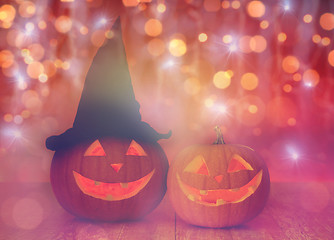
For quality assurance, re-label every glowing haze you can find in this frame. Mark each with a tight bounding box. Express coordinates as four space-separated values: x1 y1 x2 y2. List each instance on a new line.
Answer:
0 0 333 183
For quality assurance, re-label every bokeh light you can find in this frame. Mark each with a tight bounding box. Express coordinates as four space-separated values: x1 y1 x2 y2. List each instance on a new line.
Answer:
38 20 47 30
303 69 320 87
122 0 139 7
203 0 221 12
157 3 166 13
147 38 165 56
299 183 330 213
283 84 292 93
260 20 269 29
12 198 43 230
236 95 266 126
231 0 241 9
80 26 89 35
328 50 334 67
303 14 312 23
18 1 36 18
0 50 14 68
222 34 233 44
247 1 265 18
282 56 300 74
54 16 72 33
221 1 230 9
321 37 330 46
27 61 44 79
241 72 258 90
105 30 114 39
198 33 208 42
319 13 334 31
248 104 258 114
168 38 187 57
91 30 106 47
144 19 162 37
213 71 231 89
277 32 287 42
287 117 296 126
28 44 45 61
312 34 321 44
0 4 16 28
250 35 267 52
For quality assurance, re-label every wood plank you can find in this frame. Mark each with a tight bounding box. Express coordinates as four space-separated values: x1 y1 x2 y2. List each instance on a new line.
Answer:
1 182 334 240
175 215 233 240
229 205 288 240
0 183 125 240
116 194 175 240
266 182 334 240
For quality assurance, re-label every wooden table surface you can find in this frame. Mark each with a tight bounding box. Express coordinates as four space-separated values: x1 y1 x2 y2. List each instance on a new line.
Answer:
0 182 333 240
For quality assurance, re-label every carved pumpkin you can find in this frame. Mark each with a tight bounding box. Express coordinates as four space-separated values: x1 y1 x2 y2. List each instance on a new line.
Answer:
167 127 270 228
50 137 169 221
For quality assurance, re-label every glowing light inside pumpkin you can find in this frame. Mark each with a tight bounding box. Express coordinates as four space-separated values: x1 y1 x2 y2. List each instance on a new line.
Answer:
73 169 155 201
84 140 106 156
126 140 147 156
177 170 263 205
214 175 223 183
110 163 123 173
227 154 254 173
184 155 210 175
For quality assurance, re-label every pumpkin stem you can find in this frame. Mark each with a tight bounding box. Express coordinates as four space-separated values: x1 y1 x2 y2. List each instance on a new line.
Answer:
214 126 225 144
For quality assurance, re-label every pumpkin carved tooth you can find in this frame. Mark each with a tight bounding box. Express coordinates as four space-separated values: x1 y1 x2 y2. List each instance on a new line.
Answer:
248 186 256 194
229 188 240 192
200 190 208 195
121 183 128 188
106 195 114 201
187 194 195 201
216 199 226 206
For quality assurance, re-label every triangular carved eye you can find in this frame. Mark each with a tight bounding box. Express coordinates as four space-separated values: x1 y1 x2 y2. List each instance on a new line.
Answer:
227 154 254 173
126 140 147 156
184 155 210 176
84 140 106 156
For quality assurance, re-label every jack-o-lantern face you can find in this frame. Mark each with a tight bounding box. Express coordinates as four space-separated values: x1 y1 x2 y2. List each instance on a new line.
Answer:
176 153 263 206
73 139 155 201
168 143 270 228
50 138 169 221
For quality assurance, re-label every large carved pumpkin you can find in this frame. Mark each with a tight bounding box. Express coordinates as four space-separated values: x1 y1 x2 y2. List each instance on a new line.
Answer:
167 127 270 228
50 137 169 221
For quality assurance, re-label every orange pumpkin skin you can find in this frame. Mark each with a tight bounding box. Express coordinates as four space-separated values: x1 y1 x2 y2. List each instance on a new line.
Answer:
168 143 270 228
50 137 169 221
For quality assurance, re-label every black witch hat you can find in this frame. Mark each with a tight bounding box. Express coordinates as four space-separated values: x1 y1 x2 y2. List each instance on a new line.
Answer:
46 18 171 151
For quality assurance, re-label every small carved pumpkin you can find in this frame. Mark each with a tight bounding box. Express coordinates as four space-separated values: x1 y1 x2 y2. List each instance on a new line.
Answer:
50 137 169 221
167 127 270 228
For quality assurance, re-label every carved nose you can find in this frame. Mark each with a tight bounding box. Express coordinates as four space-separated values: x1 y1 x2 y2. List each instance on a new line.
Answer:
110 163 123 173
214 175 223 183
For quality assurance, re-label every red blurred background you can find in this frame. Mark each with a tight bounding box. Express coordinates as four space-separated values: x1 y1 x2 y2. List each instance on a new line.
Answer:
0 0 334 183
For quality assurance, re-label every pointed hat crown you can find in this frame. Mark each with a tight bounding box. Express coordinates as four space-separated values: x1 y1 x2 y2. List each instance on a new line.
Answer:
46 18 170 151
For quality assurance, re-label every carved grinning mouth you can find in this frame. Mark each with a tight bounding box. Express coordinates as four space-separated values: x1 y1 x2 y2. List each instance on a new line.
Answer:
73 170 155 201
177 170 263 206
